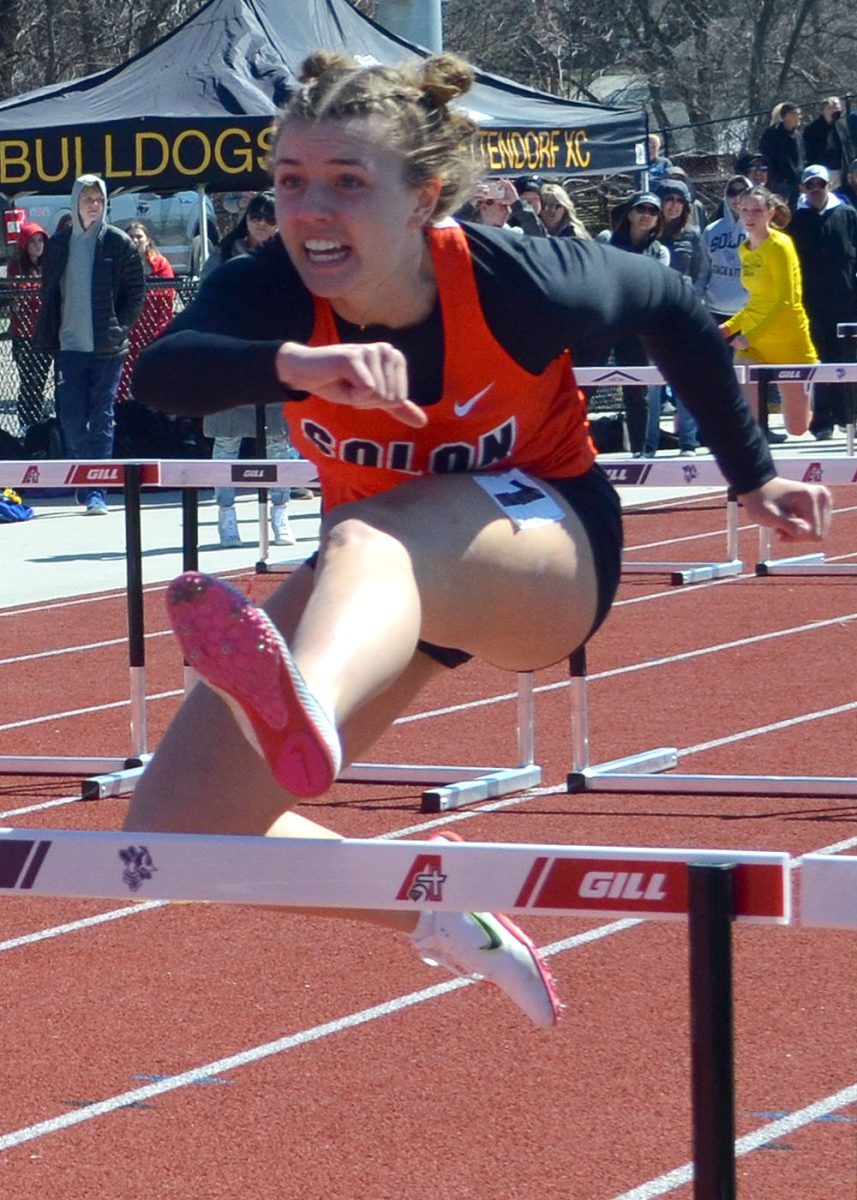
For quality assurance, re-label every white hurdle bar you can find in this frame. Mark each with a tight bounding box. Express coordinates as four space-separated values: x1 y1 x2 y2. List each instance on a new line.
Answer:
578 366 747 585
801 852 857 928
0 826 789 919
748 364 857 575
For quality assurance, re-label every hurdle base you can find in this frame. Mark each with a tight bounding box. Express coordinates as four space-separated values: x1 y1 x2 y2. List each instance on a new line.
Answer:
567 748 678 792
339 761 542 813
254 558 299 575
0 755 144 778
80 757 152 800
756 553 856 576
623 560 744 586
582 770 857 797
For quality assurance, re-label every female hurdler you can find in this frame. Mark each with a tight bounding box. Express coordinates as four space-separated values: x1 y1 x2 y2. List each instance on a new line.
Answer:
125 52 831 1028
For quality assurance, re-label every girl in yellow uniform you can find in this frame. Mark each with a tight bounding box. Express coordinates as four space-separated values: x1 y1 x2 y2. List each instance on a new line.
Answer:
721 186 818 434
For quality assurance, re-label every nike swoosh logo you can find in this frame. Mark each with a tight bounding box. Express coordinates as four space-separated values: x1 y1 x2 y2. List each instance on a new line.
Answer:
453 383 493 417
471 913 503 951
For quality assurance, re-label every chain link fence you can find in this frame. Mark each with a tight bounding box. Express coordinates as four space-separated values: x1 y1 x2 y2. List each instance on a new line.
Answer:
0 276 203 452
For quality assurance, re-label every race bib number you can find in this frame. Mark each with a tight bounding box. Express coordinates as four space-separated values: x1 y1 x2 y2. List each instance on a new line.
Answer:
473 471 566 529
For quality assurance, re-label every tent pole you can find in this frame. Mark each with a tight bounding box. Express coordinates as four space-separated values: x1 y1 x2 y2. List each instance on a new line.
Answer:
374 0 443 51
197 184 209 272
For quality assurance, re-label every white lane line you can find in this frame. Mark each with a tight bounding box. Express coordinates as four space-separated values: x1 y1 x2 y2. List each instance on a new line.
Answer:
609 1083 857 1200
0 918 639 1152
8 607 854 733
0 630 171 668
0 901 167 952
0 794 83 819
0 690 182 732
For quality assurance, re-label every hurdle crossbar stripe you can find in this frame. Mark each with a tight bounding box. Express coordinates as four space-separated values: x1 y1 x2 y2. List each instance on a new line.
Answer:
601 455 857 488
800 853 857 928
747 363 857 384
0 829 790 922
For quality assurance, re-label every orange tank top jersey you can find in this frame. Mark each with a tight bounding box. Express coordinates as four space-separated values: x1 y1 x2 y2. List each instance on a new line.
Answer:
287 222 596 511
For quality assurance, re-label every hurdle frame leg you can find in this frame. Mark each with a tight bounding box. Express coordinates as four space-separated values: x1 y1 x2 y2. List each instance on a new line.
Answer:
565 647 857 798
689 862 737 1200
0 462 153 796
621 490 744 586
343 670 543 813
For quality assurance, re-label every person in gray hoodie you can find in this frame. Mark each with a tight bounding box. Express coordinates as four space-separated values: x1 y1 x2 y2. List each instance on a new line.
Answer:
698 175 751 326
36 174 145 514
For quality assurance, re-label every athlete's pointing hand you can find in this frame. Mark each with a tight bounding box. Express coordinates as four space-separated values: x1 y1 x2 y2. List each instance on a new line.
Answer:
277 341 427 428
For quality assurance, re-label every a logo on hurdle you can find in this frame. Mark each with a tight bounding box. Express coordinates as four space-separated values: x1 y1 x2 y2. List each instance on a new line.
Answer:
231 465 278 483
396 854 447 902
682 463 699 483
119 845 158 893
802 462 824 483
64 465 123 485
602 463 653 485
21 464 40 484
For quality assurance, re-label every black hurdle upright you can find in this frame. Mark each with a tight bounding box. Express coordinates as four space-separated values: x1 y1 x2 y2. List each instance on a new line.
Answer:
689 862 737 1200
81 461 155 798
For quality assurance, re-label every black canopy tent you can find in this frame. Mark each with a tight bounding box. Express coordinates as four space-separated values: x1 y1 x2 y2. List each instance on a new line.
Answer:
0 0 646 198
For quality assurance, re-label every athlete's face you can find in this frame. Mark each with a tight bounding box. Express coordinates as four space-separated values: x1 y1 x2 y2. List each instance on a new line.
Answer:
738 196 773 238
272 117 440 324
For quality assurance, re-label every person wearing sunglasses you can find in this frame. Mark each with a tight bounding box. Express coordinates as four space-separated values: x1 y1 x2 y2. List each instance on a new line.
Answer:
596 193 669 455
699 176 751 327
540 183 590 239
201 190 300 547
789 164 857 439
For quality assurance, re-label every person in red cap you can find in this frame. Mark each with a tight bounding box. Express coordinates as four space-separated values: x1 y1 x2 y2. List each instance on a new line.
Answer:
7 221 53 433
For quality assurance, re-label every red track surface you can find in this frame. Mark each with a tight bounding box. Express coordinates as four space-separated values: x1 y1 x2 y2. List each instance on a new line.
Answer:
1 490 856 1199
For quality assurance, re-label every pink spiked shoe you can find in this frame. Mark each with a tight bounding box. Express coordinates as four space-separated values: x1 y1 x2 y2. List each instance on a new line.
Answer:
166 572 341 798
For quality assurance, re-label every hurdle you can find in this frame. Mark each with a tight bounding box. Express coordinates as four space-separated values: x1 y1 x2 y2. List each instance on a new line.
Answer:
752 363 857 576
566 631 857 800
0 460 160 787
577 366 747 584
0 826 790 1199
59 459 540 811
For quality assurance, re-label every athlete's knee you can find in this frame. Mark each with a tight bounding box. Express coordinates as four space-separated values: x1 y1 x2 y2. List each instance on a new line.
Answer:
319 505 412 563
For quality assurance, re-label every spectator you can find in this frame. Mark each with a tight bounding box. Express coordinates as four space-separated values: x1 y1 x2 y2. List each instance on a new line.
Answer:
759 102 805 207
189 218 221 278
647 133 672 181
720 185 817 437
34 174 145 515
699 176 751 326
803 97 855 191
661 166 707 232
118 221 175 404
7 221 53 433
654 179 706 454
200 189 298 548
468 177 542 236
510 175 547 235
597 192 670 455
540 183 591 238
839 158 857 208
746 154 772 190
789 164 857 438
